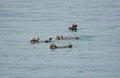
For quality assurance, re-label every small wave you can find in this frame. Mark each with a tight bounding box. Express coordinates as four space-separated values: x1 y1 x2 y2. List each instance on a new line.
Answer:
79 35 94 41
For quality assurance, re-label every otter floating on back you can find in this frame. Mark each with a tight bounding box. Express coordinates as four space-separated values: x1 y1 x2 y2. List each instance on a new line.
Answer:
30 36 53 43
50 43 73 49
56 35 79 40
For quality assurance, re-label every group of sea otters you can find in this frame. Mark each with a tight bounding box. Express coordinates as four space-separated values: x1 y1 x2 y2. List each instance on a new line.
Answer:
30 23 79 49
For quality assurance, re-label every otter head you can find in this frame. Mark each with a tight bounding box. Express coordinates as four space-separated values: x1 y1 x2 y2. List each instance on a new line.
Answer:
30 36 39 43
50 43 57 49
31 36 37 41
56 36 61 40
71 23 76 26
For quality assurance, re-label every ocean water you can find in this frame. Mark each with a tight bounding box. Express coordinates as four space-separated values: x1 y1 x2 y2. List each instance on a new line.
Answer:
0 0 120 78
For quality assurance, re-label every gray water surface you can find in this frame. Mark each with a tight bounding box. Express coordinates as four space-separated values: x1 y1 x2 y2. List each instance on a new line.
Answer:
0 0 120 78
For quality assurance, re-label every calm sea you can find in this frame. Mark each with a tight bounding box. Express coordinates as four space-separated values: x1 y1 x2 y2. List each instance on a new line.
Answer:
0 0 120 78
